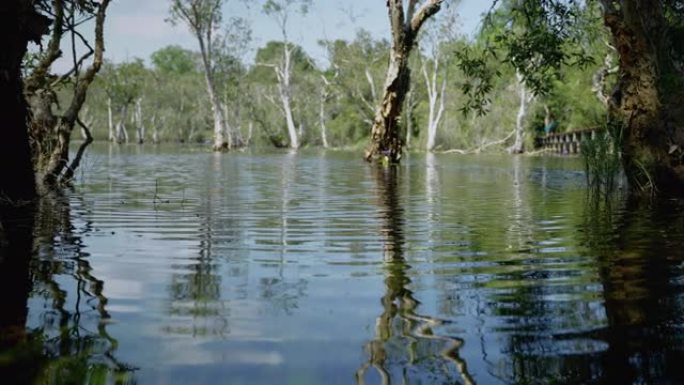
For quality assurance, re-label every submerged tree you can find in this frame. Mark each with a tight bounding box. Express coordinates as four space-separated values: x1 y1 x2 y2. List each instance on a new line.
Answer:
24 0 111 187
261 0 312 149
170 0 241 151
101 60 146 144
365 0 445 163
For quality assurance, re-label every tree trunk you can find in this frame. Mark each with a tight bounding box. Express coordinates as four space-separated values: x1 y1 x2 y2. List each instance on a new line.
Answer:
601 0 684 193
116 105 129 144
424 58 446 152
0 2 47 201
135 98 144 144
276 45 299 149
152 115 159 144
510 71 529 154
205 71 229 150
107 97 115 141
35 0 111 187
366 47 411 162
319 84 330 148
196 32 230 151
405 87 417 149
365 0 444 163
222 101 243 148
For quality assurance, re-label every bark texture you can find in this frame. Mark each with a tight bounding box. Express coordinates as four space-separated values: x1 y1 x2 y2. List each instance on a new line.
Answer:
600 0 684 193
365 0 444 163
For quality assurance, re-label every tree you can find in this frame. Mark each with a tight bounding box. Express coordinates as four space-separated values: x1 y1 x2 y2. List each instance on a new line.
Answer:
261 0 313 149
151 45 198 75
213 16 251 147
321 32 389 146
510 70 534 154
169 0 239 151
251 41 316 147
365 0 445 163
24 0 112 187
598 1 684 193
472 1 684 194
102 60 146 144
0 1 48 201
420 3 459 152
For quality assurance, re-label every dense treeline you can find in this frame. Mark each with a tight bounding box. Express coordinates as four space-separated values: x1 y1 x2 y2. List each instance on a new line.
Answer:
76 13 610 153
5 0 684 197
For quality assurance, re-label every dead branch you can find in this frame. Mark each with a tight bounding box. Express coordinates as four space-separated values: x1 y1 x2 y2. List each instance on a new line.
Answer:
62 115 93 183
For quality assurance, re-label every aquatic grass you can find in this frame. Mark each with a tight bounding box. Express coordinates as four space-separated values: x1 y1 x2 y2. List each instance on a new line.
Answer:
580 120 623 197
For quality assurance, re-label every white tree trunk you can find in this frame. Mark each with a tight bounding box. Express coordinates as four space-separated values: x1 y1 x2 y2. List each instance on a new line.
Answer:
116 104 129 144
405 88 416 149
423 59 446 152
107 97 114 142
319 84 329 148
365 68 377 102
135 98 144 144
205 71 229 150
151 114 159 144
511 71 529 154
275 44 299 149
247 121 253 146
196 29 230 150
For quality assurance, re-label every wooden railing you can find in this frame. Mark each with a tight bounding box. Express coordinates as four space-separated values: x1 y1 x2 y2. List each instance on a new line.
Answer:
536 127 604 154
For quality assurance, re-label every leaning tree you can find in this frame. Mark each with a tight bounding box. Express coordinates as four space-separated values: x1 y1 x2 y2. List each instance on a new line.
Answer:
365 0 445 163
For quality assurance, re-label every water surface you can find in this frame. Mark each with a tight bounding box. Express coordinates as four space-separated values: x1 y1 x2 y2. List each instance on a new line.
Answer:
1 145 683 384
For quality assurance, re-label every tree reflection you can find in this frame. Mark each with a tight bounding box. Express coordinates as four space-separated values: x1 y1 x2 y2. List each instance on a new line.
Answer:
586 197 684 384
0 195 136 385
260 150 308 316
167 153 227 337
489 193 684 384
356 166 474 385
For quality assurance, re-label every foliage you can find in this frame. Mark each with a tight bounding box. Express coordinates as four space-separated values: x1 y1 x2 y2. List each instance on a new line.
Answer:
102 59 146 106
74 1 617 153
151 45 198 75
456 0 603 116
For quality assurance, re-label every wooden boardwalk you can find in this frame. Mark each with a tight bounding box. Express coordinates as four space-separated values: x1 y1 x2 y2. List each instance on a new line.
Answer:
537 127 603 154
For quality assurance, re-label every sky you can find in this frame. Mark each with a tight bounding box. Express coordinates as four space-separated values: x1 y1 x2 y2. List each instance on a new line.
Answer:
59 1 493 70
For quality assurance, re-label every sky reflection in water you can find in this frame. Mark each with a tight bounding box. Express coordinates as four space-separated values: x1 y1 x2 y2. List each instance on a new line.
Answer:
1 145 683 385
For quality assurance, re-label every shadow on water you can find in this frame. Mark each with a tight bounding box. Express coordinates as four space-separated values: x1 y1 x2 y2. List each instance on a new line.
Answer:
584 196 684 384
356 165 475 385
0 195 137 385
492 189 684 385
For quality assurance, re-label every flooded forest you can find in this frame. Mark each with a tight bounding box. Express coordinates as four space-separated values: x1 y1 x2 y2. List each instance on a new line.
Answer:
2 1 684 384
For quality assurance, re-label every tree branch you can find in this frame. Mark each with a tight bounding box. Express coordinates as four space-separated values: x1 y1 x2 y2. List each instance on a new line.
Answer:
62 115 93 183
26 0 65 93
410 0 444 35
387 0 406 48
63 0 111 125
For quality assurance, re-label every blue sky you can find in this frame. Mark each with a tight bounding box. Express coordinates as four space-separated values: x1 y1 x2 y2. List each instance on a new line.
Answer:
73 1 493 68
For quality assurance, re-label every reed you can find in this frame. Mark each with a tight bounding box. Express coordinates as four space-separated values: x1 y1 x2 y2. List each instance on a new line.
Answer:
580 120 623 196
